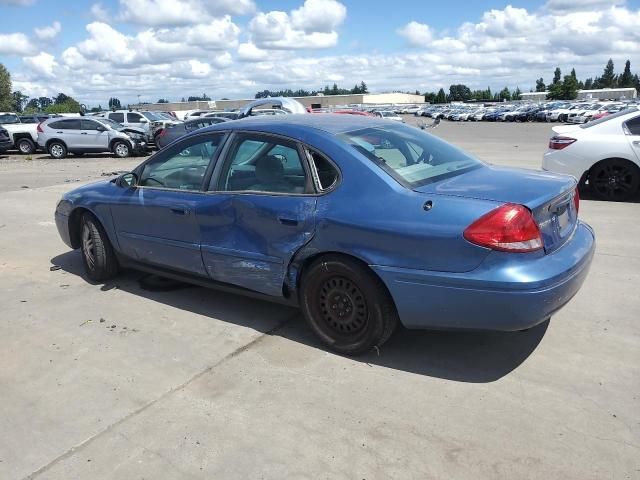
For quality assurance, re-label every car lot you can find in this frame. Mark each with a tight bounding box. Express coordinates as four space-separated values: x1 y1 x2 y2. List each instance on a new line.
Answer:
0 119 638 479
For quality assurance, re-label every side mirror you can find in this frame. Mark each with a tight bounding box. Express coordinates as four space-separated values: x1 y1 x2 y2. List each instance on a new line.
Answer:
96 126 107 132
118 172 138 188
139 118 148 123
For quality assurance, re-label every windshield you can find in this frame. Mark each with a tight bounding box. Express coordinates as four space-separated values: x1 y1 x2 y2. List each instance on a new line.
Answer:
141 111 163 121
0 114 20 124
95 117 124 129
340 125 482 188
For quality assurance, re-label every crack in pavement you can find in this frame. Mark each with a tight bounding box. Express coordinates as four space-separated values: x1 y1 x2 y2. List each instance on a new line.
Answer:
22 312 298 480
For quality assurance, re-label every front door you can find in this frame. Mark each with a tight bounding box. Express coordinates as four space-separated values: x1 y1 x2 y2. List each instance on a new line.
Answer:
110 133 225 276
80 119 109 150
198 133 316 297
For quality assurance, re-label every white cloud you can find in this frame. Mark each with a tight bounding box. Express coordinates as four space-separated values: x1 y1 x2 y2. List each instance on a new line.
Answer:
0 0 35 5
237 42 268 62
291 0 346 33
397 21 432 47
200 0 255 15
23 51 57 78
248 0 346 50
171 16 240 49
34 21 61 41
90 3 110 21
116 0 254 26
544 0 625 12
0 33 37 55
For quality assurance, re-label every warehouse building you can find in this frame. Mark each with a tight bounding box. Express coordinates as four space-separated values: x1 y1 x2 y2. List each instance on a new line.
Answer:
521 87 637 102
132 92 424 113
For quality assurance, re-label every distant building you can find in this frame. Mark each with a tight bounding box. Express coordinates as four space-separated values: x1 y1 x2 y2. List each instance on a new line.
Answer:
521 87 637 103
131 93 425 113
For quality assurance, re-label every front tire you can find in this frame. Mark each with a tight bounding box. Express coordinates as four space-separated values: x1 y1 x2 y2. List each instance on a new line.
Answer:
589 159 640 202
80 213 119 282
300 255 398 355
17 138 36 154
112 141 131 158
48 141 67 159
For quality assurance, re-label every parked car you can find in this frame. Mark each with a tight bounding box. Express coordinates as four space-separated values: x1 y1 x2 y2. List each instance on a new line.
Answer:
37 116 148 159
372 110 404 122
55 114 594 355
0 126 12 152
203 111 240 120
19 114 53 124
184 110 213 120
99 110 176 142
543 108 640 201
156 117 229 149
0 112 39 154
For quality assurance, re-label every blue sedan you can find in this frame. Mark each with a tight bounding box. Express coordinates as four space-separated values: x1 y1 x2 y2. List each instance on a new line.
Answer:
55 115 595 355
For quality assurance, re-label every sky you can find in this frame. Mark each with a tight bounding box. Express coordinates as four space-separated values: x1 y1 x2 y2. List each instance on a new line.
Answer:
0 0 639 106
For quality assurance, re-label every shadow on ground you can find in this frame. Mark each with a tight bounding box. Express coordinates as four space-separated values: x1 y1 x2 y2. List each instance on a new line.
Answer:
52 250 549 383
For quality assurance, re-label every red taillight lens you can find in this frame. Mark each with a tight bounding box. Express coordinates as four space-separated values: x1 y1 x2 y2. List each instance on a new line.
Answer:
573 188 579 214
37 122 44 133
463 204 543 253
157 128 166 137
548 136 576 150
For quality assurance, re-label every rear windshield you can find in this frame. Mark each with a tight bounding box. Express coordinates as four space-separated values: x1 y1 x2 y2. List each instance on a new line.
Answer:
340 124 482 188
580 107 638 128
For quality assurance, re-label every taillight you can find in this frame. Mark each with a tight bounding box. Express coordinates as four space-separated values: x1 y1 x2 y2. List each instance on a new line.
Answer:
549 136 576 150
157 128 166 137
463 204 543 253
573 188 579 214
37 122 44 133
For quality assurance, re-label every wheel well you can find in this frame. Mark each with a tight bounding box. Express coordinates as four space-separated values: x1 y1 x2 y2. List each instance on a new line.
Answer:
292 251 397 310
68 207 91 249
13 133 34 143
110 138 131 150
586 157 640 182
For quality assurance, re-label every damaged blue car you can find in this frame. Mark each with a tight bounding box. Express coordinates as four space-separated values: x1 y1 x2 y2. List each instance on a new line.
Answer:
55 115 595 355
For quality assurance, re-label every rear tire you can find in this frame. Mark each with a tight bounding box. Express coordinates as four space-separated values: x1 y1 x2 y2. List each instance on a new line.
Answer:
17 138 36 154
589 159 640 202
80 212 119 282
48 141 67 159
300 255 398 355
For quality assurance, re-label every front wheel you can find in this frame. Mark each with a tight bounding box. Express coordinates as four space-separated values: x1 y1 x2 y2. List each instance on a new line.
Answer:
112 141 131 158
80 213 119 281
300 255 398 355
589 159 640 201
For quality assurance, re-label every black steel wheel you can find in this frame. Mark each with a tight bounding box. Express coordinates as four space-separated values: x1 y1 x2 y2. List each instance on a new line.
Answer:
590 159 640 202
300 255 398 355
80 212 119 281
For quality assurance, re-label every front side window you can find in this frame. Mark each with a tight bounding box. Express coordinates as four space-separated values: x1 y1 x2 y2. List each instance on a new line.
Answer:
127 113 143 123
139 134 224 191
109 112 124 123
81 120 101 130
340 124 482 188
217 135 307 194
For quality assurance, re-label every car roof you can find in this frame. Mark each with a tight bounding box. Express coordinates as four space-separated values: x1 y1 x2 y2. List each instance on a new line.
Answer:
201 113 390 136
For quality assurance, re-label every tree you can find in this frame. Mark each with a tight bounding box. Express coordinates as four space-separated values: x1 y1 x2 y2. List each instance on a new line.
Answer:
54 93 71 105
359 81 368 94
553 67 561 85
499 87 511 101
618 60 633 87
601 58 616 88
448 84 472 101
583 78 593 89
0 63 12 111
38 96 52 109
108 97 121 109
634 74 640 95
44 93 81 113
424 92 436 103
512 87 522 100
435 88 447 103
12 91 28 112
547 74 579 100
570 68 577 80
157 98 169 103
351 84 361 94
187 93 211 101
535 78 546 92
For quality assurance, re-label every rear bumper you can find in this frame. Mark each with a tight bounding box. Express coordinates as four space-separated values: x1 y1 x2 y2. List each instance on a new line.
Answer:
373 222 595 331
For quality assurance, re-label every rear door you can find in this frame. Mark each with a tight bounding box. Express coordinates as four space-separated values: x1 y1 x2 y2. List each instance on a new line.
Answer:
51 118 82 148
197 133 317 296
623 113 640 163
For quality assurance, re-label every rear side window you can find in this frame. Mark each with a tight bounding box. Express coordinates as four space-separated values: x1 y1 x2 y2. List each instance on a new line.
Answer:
49 119 81 130
624 115 640 135
109 112 124 123
307 148 339 191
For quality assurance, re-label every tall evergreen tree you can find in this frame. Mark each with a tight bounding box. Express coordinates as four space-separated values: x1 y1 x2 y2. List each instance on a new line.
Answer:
601 58 616 88
583 78 593 89
553 67 561 85
535 78 546 92
618 60 633 87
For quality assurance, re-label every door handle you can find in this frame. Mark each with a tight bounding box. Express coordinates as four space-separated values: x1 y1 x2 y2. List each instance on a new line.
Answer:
81 132 88 135
278 216 299 226
56 131 63 134
632 140 640 146
169 207 190 216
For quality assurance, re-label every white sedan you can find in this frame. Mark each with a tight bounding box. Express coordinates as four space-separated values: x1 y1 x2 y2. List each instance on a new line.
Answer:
542 108 640 201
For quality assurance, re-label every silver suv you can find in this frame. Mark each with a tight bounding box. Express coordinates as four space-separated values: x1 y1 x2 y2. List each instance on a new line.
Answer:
37 117 148 159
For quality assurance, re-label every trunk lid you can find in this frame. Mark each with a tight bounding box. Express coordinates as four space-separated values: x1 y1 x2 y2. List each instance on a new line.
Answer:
415 165 578 253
